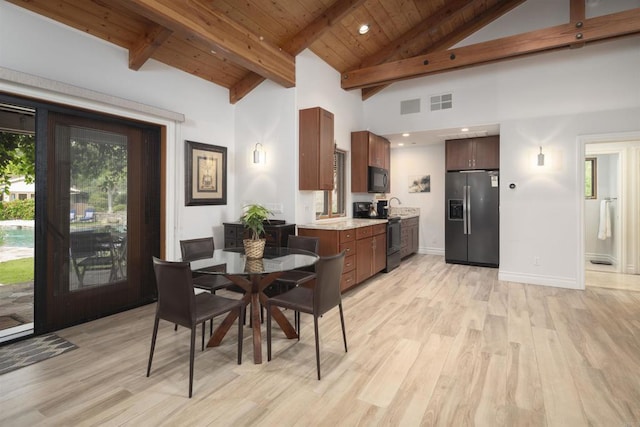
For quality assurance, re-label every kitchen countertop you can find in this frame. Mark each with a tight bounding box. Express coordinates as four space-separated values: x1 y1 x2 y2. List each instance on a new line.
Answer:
297 218 388 231
389 207 420 219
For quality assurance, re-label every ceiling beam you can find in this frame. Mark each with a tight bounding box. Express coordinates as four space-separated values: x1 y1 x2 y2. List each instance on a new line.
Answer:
121 0 295 88
229 0 366 104
361 0 526 100
342 7 640 90
570 0 586 48
129 23 173 70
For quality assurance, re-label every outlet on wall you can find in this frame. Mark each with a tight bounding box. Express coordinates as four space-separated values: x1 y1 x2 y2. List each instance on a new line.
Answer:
534 256 540 266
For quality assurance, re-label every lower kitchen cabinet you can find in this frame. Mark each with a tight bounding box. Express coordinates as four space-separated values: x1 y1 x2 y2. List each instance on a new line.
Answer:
355 224 386 283
400 216 419 258
298 222 386 292
223 221 296 249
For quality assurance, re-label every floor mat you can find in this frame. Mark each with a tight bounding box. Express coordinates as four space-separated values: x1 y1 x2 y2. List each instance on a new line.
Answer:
0 333 77 375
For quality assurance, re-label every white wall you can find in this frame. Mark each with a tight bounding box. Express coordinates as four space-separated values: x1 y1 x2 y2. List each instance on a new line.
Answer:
0 2 235 258
364 5 640 287
234 81 296 222
390 144 445 255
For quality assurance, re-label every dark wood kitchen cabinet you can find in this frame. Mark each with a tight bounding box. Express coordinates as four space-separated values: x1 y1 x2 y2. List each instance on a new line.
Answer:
298 223 385 292
446 135 499 171
355 224 386 284
400 216 419 258
299 107 334 190
223 221 295 249
351 131 391 192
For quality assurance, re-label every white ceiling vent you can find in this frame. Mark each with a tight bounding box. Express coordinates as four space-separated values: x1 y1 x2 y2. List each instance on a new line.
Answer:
439 130 488 140
400 98 421 115
430 93 453 111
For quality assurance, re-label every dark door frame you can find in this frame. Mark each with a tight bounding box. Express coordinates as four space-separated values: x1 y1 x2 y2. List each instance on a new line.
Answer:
0 92 164 335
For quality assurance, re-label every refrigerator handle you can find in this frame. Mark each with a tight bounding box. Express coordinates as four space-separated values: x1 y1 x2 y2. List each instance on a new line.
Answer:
467 185 471 235
462 185 468 235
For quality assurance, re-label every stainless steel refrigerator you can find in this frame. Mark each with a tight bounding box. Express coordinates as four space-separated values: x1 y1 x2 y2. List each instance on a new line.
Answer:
445 171 499 267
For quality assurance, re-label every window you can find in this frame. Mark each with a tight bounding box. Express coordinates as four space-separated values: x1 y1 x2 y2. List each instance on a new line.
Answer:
430 93 453 111
585 157 597 199
315 149 346 219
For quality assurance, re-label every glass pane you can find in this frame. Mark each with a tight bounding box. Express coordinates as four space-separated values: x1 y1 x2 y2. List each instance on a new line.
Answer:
66 126 127 291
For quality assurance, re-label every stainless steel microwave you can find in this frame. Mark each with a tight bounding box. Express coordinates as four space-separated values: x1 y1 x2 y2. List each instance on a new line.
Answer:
368 166 389 193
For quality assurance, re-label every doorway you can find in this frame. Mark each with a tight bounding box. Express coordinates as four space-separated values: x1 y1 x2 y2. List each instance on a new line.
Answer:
579 133 640 291
0 93 162 338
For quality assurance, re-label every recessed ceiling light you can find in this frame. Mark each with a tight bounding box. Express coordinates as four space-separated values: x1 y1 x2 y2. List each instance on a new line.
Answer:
402 133 410 137
461 127 469 132
398 143 404 147
359 24 370 35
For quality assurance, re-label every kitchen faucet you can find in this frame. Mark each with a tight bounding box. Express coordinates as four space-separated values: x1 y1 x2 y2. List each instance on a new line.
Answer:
389 197 402 206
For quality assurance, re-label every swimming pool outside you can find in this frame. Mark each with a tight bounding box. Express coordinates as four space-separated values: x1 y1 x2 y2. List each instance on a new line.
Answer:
0 221 35 262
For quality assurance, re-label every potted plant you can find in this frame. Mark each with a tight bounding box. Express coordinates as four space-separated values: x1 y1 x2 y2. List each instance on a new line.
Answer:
240 203 273 259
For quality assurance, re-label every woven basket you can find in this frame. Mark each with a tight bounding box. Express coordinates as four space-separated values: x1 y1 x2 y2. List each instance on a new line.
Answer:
244 258 264 273
243 239 266 259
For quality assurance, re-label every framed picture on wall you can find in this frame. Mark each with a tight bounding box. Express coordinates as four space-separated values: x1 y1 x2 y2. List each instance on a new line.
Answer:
409 175 430 193
185 140 227 206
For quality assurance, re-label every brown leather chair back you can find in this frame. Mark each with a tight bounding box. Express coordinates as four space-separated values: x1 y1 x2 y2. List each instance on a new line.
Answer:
180 237 214 261
313 251 345 316
287 235 320 254
152 257 195 328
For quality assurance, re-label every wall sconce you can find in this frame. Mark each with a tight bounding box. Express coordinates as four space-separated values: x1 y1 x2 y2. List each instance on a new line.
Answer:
537 146 545 166
253 143 266 164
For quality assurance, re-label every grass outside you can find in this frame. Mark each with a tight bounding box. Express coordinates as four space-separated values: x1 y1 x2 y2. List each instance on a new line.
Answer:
0 257 34 285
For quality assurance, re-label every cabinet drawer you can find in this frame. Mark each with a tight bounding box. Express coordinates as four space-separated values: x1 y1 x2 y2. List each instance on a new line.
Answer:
340 229 356 243
356 226 373 240
372 223 386 236
343 254 356 273
339 240 356 256
340 270 356 292
225 226 239 240
224 239 239 249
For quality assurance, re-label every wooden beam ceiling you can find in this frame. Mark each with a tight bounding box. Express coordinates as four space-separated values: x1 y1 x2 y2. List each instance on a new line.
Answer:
229 0 367 104
361 0 526 100
342 7 640 90
120 0 296 88
128 23 173 71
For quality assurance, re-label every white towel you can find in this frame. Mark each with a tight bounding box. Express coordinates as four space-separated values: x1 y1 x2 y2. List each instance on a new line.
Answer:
597 200 611 240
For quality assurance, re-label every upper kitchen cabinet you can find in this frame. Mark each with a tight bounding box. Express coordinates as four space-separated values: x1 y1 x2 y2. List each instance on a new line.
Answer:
299 107 334 190
351 131 391 193
446 135 499 171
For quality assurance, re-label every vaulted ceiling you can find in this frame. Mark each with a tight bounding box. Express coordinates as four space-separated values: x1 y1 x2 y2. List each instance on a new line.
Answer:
7 0 640 104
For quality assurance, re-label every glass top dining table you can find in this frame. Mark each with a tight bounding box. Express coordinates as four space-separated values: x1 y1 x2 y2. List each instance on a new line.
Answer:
188 247 319 276
189 247 319 364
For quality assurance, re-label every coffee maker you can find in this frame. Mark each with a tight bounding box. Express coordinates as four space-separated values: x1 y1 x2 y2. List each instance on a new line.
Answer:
376 200 389 218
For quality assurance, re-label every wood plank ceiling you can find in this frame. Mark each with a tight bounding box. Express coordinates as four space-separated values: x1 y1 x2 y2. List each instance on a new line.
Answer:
7 0 640 104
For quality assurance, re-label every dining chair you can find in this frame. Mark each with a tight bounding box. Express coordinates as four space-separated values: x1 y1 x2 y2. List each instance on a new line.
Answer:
148 257 244 398
271 235 320 292
180 237 234 294
266 251 347 380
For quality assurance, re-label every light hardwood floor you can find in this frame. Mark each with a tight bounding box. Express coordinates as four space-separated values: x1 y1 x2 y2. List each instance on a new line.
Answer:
1 254 639 426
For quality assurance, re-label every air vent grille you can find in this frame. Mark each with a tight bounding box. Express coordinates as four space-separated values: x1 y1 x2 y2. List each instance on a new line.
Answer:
430 93 453 111
400 98 420 115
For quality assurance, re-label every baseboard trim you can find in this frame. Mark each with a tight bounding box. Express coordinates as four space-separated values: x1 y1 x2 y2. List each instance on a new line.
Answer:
498 271 580 289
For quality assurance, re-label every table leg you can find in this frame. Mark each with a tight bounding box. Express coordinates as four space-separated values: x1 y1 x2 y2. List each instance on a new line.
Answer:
208 291 250 347
206 271 293 364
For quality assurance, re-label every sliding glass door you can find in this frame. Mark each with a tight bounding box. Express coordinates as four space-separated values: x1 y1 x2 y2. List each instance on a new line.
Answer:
44 111 160 331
